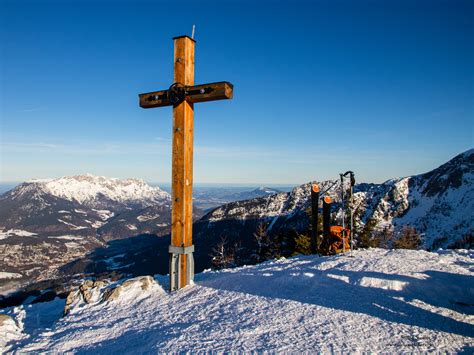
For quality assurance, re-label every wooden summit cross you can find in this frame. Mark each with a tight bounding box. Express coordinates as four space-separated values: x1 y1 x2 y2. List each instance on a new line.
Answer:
138 35 233 291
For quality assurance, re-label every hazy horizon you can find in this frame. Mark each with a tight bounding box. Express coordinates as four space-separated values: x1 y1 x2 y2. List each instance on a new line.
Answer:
0 146 470 188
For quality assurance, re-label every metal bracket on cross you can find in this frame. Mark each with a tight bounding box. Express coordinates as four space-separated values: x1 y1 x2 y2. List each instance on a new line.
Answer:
169 245 195 291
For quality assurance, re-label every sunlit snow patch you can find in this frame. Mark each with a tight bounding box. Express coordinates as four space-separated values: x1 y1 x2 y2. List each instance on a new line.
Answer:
359 277 408 291
0 272 22 280
0 229 38 240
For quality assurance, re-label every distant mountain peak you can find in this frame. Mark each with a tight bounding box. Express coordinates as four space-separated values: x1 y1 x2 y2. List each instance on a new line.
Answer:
13 174 170 206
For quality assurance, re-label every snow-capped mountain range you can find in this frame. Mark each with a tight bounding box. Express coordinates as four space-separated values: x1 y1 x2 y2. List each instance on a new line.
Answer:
20 173 170 208
0 174 171 234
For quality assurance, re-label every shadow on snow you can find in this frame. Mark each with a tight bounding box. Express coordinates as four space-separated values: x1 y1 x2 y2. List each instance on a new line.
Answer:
197 254 474 338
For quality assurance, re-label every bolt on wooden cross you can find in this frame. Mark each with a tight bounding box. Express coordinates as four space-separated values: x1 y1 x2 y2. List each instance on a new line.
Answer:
138 35 233 291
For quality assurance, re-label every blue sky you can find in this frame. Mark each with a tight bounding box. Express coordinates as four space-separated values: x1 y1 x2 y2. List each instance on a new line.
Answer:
1 0 473 185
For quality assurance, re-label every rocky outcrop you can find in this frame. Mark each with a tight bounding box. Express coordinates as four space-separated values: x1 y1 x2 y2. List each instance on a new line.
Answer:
0 314 23 350
102 286 123 302
122 276 155 290
64 276 160 316
64 279 108 316
102 276 156 302
0 314 14 327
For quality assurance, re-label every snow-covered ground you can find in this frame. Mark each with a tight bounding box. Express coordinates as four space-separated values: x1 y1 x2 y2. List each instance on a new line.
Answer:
1 249 473 352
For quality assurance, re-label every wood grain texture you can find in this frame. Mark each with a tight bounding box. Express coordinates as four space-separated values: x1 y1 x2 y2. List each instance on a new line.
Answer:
139 89 170 108
139 82 233 108
171 36 194 288
185 82 233 103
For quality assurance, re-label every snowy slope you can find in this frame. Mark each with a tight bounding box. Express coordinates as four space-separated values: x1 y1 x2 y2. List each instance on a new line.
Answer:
1 249 473 352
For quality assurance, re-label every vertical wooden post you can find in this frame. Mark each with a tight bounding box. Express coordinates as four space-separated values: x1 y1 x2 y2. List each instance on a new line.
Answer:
323 196 332 241
311 184 320 254
171 35 195 289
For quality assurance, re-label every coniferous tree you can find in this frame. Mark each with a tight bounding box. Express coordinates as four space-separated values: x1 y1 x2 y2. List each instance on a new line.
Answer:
293 232 312 255
358 217 378 248
448 233 474 249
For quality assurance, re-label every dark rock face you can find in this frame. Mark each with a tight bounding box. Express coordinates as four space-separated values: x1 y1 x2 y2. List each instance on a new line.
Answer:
415 150 474 197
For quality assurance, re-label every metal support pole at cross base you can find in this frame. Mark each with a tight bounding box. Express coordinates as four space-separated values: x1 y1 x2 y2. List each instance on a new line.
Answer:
169 245 194 291
311 184 320 254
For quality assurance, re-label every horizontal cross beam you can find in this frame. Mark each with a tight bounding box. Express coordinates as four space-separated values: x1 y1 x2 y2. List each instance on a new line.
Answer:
139 81 233 109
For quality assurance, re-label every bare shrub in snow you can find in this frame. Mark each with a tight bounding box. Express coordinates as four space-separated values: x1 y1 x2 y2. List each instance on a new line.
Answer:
210 236 235 270
365 225 395 249
393 226 422 250
253 223 277 261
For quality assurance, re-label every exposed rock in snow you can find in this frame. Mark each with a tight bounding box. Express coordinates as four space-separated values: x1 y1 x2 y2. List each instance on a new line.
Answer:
64 280 108 316
64 276 160 315
121 275 155 291
101 276 158 303
0 314 24 350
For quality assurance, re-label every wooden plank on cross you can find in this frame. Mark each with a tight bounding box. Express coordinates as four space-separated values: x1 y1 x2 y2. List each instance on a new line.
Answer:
138 35 233 291
139 82 233 108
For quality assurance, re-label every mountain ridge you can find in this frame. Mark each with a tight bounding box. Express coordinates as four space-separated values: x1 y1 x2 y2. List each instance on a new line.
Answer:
192 149 474 262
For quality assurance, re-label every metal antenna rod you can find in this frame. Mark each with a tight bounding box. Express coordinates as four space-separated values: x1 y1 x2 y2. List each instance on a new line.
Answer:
349 181 353 257
351 172 356 256
191 25 196 39
340 173 345 254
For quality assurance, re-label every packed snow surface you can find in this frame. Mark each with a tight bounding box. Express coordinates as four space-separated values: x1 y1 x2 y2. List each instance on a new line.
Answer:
2 249 473 352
